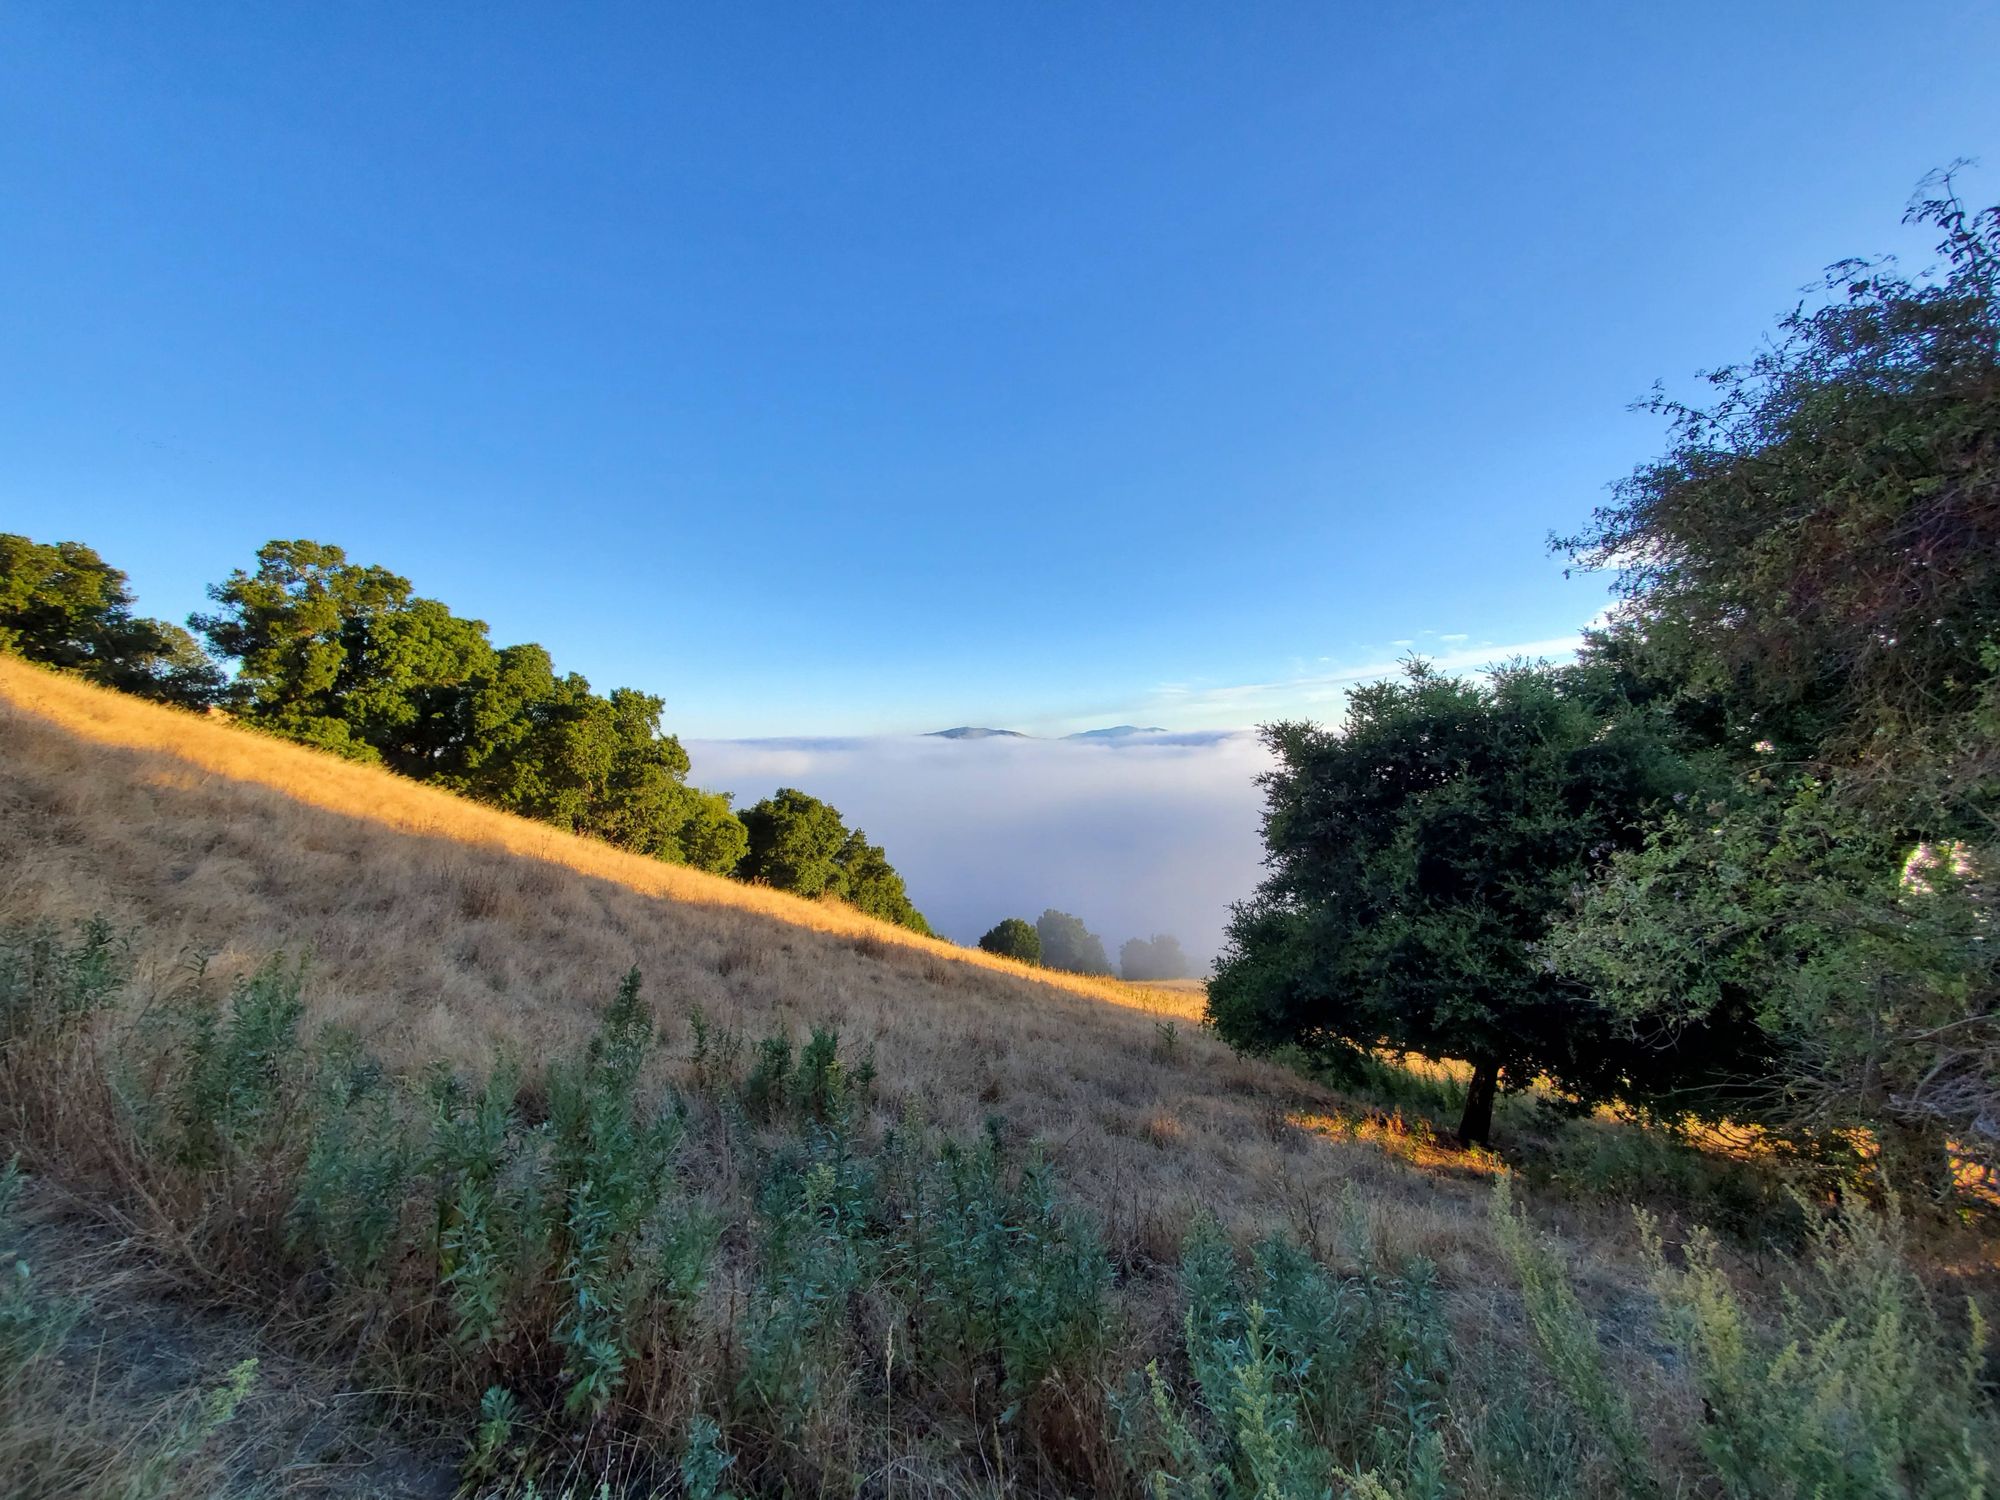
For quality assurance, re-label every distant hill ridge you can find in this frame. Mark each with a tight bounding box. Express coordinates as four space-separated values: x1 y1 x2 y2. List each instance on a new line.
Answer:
926 724 1170 741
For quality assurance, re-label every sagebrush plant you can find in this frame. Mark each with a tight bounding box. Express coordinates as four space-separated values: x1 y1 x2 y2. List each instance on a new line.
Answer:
1638 1193 1995 1499
1499 1170 1999 1500
1119 1198 1463 1500
1491 1177 1649 1493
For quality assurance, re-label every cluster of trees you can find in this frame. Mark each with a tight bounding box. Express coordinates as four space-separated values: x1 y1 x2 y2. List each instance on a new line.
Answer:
977 909 1190 981
0 536 223 707
0 536 930 932
737 787 929 932
1213 179 2000 1179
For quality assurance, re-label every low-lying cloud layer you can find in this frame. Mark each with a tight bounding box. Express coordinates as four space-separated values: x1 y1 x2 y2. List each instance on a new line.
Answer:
685 732 1275 969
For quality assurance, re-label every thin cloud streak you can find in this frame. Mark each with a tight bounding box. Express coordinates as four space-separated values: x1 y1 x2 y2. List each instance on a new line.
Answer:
1141 633 1586 724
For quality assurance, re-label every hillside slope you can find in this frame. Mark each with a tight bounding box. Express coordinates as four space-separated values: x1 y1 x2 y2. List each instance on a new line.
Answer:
0 656 1484 1263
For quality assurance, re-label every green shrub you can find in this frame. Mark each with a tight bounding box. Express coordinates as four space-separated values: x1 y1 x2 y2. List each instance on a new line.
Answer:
170 956 308 1167
1491 1177 1649 1493
1640 1194 1995 1499
1124 1207 1453 1500
0 918 126 1047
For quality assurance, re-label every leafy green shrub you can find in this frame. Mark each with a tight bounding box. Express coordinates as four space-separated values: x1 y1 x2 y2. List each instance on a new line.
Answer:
742 1032 793 1123
0 917 125 1047
170 956 308 1167
1491 1178 1649 1493
910 1129 1111 1423
1639 1194 1995 1499
1123 1206 1453 1500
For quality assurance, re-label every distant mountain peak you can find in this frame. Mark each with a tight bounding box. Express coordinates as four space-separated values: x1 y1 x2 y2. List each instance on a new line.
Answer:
1063 725 1169 740
927 726 1030 739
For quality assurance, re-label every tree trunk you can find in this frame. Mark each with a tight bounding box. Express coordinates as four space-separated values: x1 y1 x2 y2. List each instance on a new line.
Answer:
1458 1059 1500 1149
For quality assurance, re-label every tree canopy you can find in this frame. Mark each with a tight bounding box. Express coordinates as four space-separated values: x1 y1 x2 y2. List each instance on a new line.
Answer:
1208 661 1756 1145
1119 933 1189 982
978 917 1041 964
737 788 930 933
187 539 750 874
1555 181 1999 772
0 535 221 708
1035 909 1112 975
1548 182 2000 1181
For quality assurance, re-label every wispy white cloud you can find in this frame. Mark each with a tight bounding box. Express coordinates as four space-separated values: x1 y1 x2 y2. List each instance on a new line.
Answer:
1132 633 1587 727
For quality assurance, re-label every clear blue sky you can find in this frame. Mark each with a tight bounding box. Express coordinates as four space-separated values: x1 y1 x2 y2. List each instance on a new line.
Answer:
5 3 1996 737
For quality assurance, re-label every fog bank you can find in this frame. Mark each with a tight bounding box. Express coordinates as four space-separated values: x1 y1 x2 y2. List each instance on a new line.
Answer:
685 732 1275 968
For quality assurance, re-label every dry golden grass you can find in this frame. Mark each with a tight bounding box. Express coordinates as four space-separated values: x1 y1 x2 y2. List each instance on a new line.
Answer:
0 656 1489 1268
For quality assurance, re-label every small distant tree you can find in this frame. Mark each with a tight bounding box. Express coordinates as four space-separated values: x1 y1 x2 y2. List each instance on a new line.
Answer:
978 918 1041 964
0 534 221 707
1035 909 1112 975
1120 933 1189 982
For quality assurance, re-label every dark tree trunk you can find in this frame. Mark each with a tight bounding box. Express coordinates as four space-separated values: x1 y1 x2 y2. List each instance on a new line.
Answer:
1458 1059 1500 1149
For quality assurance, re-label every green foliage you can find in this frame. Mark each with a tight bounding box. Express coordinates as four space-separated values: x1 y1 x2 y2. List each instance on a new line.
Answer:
831 828 931 934
192 538 749 872
170 957 309 1168
977 917 1041 964
0 916 127 1048
1121 933 1190 983
908 1130 1112 1419
8 912 1998 1497
0 534 221 706
1121 1206 1455 1500
737 788 931 932
737 788 849 897
681 1414 739 1500
1639 1195 1995 1499
1490 1179 1648 1492
1555 181 2000 766
1035 909 1112 975
1209 659 1742 1145
1548 182 2000 1182
1550 775 1996 1179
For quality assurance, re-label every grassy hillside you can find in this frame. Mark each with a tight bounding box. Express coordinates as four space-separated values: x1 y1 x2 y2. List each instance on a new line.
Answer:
0 656 1429 1246
1 656 1992 1498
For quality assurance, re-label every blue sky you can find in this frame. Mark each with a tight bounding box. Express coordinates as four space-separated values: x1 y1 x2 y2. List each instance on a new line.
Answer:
5 3 1997 737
